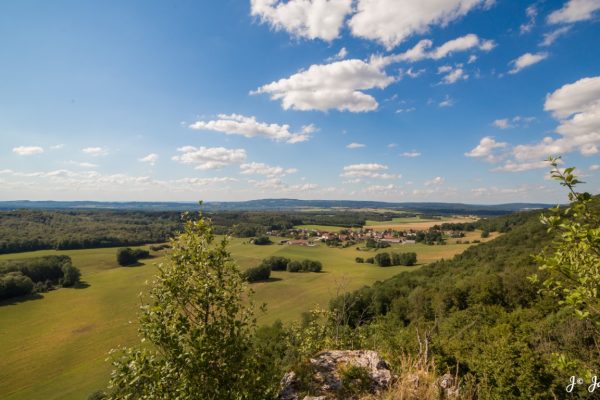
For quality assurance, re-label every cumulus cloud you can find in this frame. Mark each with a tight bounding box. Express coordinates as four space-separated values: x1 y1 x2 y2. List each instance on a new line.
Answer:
341 163 399 180
348 0 495 49
253 58 394 112
327 47 348 62
439 95 455 107
492 159 553 172
401 151 421 157
492 116 536 129
424 176 445 186
189 114 313 143
465 136 507 162
67 161 98 169
250 0 352 41
540 26 572 46
547 0 600 24
520 5 537 34
385 34 494 63
239 162 297 177
509 76 600 160
492 118 511 129
440 66 468 84
82 147 109 156
508 52 548 74
139 153 159 166
12 146 44 156
172 146 247 170
346 142 366 149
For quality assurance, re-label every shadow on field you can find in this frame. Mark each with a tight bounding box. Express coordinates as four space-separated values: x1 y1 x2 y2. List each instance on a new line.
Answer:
0 292 44 307
73 281 91 289
251 277 283 284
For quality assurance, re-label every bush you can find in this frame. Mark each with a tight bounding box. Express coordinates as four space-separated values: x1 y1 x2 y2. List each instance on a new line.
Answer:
132 249 150 259
261 256 290 271
392 252 417 266
374 252 392 267
365 257 374 264
243 265 271 282
0 272 34 300
116 248 138 266
301 259 322 272
286 260 302 272
61 262 81 287
481 230 490 238
355 257 364 263
253 236 273 245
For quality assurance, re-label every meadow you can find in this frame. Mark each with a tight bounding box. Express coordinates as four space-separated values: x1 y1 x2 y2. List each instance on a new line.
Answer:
364 215 478 231
0 232 495 400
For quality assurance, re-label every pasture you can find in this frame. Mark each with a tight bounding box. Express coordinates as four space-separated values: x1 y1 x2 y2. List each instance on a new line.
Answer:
0 234 492 400
364 215 478 231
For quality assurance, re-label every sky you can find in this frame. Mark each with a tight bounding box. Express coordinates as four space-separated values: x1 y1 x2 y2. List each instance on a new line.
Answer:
1 0 599 204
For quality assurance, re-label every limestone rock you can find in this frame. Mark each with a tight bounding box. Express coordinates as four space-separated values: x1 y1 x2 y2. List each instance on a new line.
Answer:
278 350 392 400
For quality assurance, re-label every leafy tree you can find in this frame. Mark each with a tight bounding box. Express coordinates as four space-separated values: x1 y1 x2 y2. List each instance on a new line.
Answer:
481 230 490 238
532 157 600 327
374 252 392 267
61 262 81 287
116 248 137 266
107 213 276 399
0 272 34 300
355 257 364 263
287 260 302 272
243 264 271 282
253 236 272 245
261 256 290 271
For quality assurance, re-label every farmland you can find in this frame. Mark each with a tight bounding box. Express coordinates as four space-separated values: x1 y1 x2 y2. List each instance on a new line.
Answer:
0 233 494 400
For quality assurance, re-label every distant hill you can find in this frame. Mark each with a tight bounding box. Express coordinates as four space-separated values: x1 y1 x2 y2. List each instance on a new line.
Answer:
0 199 553 215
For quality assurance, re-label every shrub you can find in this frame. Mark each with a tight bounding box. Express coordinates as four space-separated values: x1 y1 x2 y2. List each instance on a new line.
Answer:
243 265 271 282
61 262 81 287
261 256 290 271
301 260 322 272
365 257 374 264
116 248 138 266
355 257 364 263
481 230 490 238
132 249 150 259
253 236 273 245
374 252 392 267
0 272 34 300
287 260 302 272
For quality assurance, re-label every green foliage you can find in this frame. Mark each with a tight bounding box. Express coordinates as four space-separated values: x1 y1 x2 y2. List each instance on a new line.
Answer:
373 252 417 267
338 364 372 398
481 230 490 238
243 264 271 282
374 252 392 267
253 236 273 245
116 247 149 266
61 262 81 287
261 256 290 271
0 272 34 301
355 257 364 263
533 157 600 327
366 238 390 249
286 259 322 273
107 213 277 399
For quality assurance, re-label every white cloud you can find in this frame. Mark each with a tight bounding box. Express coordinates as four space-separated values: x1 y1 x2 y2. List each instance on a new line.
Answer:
520 5 537 34
139 153 159 166
387 143 398 148
507 75 600 159
590 164 600 170
492 159 553 172
396 107 416 113
189 114 313 143
465 136 507 162
439 95 455 107
348 0 494 49
399 67 426 79
547 0 600 24
346 142 366 149
341 163 400 180
540 26 571 46
250 0 353 41
424 176 445 186
176 177 238 185
253 58 394 112
50 144 64 150
12 146 44 156
401 151 421 157
327 47 348 62
508 52 548 74
82 147 109 156
467 55 478 64
440 67 468 84
239 162 297 177
172 146 247 170
492 118 511 129
386 34 495 63
67 161 98 169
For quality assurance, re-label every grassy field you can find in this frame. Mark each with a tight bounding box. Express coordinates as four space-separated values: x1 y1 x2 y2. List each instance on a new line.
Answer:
293 224 348 232
0 234 492 400
364 216 478 231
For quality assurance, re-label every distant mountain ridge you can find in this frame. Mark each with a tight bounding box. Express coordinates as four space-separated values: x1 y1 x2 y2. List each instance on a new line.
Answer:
0 199 554 215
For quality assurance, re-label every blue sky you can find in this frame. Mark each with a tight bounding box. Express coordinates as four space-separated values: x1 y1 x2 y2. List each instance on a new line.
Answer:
1 0 599 203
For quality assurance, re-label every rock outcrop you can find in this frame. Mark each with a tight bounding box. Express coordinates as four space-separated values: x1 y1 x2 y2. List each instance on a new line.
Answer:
278 350 392 400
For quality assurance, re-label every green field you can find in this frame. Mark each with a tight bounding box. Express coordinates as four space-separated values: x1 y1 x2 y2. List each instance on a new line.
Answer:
0 236 486 400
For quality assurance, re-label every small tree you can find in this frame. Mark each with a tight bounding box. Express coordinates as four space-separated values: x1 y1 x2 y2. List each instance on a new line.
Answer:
107 212 276 399
116 248 137 266
532 157 600 327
